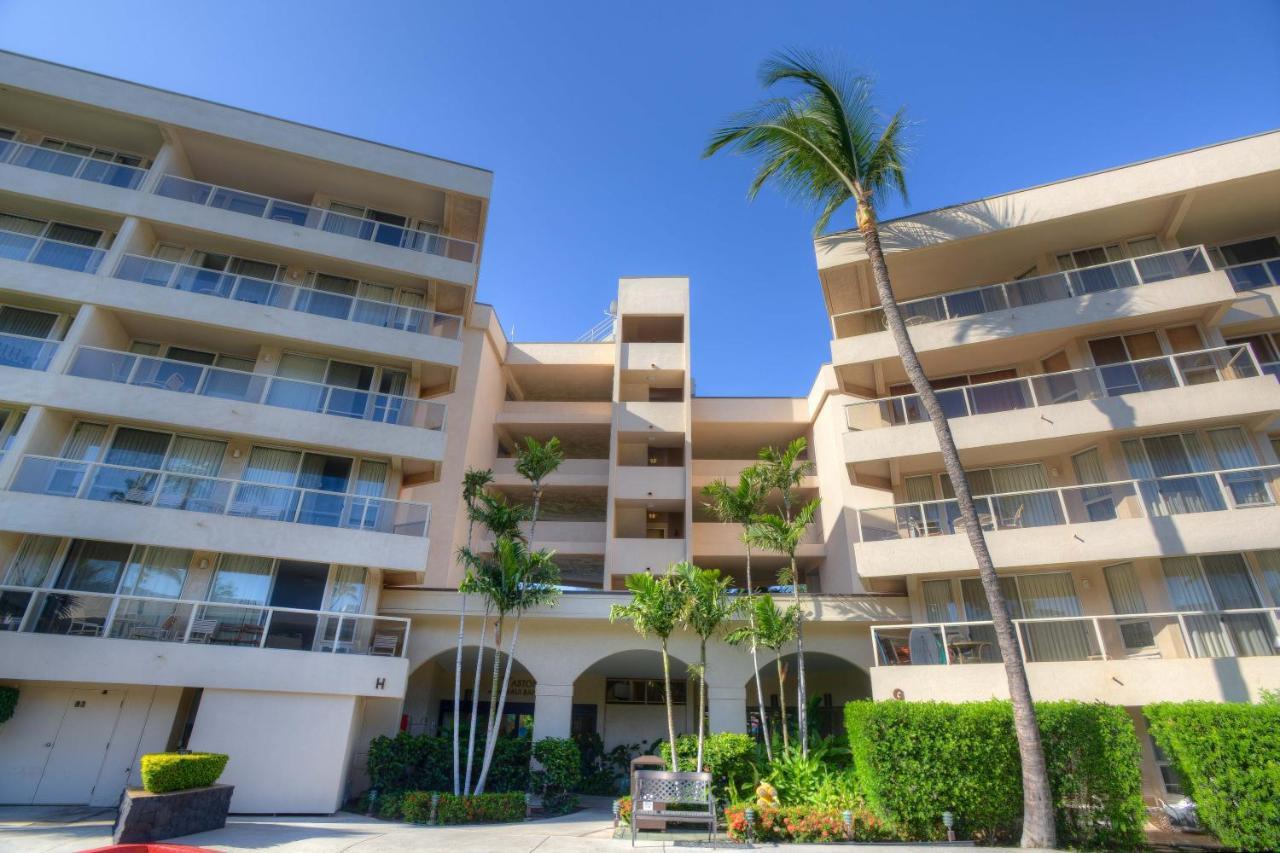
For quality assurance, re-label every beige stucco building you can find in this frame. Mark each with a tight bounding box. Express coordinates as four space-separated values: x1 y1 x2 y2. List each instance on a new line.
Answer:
0 52 1277 812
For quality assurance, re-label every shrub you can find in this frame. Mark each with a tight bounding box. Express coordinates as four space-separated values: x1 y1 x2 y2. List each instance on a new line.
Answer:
532 737 580 814
366 732 530 796
436 791 526 824
724 805 895 843
1145 701 1280 849
657 732 756 793
845 700 1144 848
0 686 17 725
377 791 407 821
400 791 433 823
615 795 632 825
139 752 229 793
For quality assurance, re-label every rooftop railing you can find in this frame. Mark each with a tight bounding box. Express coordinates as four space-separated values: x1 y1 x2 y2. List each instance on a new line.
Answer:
0 225 106 274
0 331 59 372
872 607 1280 666
1220 255 1280 292
113 254 464 340
9 454 431 537
0 139 148 189
0 584 409 657
152 174 477 263
831 246 1211 339
65 345 446 431
858 465 1280 543
846 345 1260 431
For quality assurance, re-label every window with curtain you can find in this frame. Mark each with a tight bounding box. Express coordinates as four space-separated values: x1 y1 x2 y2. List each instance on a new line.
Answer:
55 539 134 593
3 535 62 586
155 435 228 512
1162 555 1275 658
1103 562 1156 651
299 272 358 320
1122 433 1223 516
208 554 274 605
1071 448 1117 521
1089 332 1174 395
1206 427 1271 507
61 422 108 461
266 353 328 412
959 576 1020 662
118 547 192 598
921 579 957 623
235 446 302 520
1015 573 1093 662
0 305 59 339
327 565 367 613
1254 550 1280 607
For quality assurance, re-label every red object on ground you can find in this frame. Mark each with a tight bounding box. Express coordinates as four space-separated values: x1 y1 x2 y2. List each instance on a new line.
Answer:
79 846 221 853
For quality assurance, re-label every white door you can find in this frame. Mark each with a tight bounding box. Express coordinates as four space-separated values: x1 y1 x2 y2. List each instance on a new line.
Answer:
33 689 125 804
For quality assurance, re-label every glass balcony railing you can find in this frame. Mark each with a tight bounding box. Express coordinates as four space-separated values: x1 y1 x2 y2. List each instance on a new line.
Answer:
151 174 477 263
65 345 446 431
858 465 1280 543
0 331 59 371
0 583 409 656
9 455 431 537
113 254 463 340
0 139 148 189
831 246 1212 339
1220 256 1280 292
872 607 1280 666
846 345 1261 431
0 225 106 273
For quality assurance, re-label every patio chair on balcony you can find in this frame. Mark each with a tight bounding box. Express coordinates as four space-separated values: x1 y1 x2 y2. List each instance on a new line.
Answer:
66 618 104 636
370 633 398 656
187 618 218 643
129 614 179 641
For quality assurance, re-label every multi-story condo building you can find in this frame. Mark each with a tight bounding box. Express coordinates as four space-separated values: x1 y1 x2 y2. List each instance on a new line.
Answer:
0 52 1277 814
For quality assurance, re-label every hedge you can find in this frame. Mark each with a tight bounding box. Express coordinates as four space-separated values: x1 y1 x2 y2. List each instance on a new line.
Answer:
531 737 580 814
401 790 526 824
845 700 1144 848
1145 701 1280 849
366 732 530 795
139 752 229 793
0 686 17 725
657 732 755 793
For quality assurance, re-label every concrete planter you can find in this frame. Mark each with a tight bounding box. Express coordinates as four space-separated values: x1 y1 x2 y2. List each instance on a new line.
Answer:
113 784 235 844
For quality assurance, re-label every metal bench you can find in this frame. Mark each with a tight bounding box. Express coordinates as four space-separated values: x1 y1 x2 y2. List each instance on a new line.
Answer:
630 769 716 848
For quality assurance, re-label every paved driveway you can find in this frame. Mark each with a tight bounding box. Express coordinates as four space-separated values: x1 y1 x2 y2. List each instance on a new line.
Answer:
0 805 1003 852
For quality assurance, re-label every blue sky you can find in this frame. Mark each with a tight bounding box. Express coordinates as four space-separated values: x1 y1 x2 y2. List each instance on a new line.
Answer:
2 1 1277 395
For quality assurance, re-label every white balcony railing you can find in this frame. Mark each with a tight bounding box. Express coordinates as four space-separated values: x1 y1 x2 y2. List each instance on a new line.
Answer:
831 246 1211 339
112 254 464 340
1220 255 1280 292
872 607 1280 666
9 455 431 538
0 584 408 657
0 331 59 372
0 139 148 189
846 345 1261 431
65 345 446 431
859 465 1280 543
0 225 106 273
152 174 477 263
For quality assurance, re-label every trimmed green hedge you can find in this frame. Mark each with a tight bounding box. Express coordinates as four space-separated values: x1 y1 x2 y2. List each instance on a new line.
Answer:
657 732 756 793
532 737 580 814
401 790 526 824
0 686 17 725
1146 701 1280 849
845 700 1144 848
139 752 229 793
366 732 530 795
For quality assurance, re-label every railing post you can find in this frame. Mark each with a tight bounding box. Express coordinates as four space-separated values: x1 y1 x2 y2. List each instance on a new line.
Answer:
1091 617 1107 661
1213 472 1236 510
101 594 122 640
1176 613 1192 658
1056 489 1070 525
1014 620 1029 662
332 616 343 653
258 609 273 648
182 605 199 643
939 624 951 666
870 627 881 666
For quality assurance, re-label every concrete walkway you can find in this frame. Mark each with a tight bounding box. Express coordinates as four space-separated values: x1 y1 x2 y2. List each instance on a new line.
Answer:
0 805 1006 853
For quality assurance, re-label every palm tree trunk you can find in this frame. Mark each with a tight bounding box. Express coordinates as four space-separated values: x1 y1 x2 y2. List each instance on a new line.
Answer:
529 486 542 540
464 610 490 795
481 615 505 788
775 654 789 753
696 638 707 771
661 638 679 771
475 618 522 794
744 545 773 761
789 554 808 758
859 206 1056 848
452 517 477 796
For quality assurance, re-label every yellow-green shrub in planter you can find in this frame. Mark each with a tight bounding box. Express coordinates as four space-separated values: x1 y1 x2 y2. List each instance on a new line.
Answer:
140 752 229 793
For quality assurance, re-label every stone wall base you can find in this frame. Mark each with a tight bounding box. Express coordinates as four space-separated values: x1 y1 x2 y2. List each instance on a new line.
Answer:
113 784 235 843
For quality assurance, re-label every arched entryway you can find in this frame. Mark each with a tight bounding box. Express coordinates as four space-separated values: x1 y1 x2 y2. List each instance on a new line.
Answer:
405 645 537 738
566 649 695 753
745 650 870 741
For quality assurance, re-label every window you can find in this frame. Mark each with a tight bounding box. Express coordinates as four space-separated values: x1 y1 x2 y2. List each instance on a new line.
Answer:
118 547 193 599
0 212 108 271
1213 236 1280 290
1226 332 1280 376
266 351 409 421
1150 737 1183 795
956 572 1092 663
1162 554 1275 658
1056 236 1159 270
1103 563 1156 653
606 678 687 705
39 137 145 167
208 554 274 606
1071 448 1117 521
0 407 25 456
920 579 957 622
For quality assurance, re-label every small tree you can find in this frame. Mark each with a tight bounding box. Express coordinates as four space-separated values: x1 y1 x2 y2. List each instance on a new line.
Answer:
701 470 774 759
452 467 494 795
672 562 740 770
610 572 684 770
515 436 564 538
725 595 799 752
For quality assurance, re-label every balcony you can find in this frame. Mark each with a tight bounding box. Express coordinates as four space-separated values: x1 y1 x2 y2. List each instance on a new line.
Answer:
151 175 476 263
0 224 106 273
113 254 463 340
492 457 608 488
65 346 445 431
856 466 1280 576
10 454 430 537
0 331 58 371
617 401 686 433
1221 254 1280 292
0 139 148 190
693 521 823 558
869 609 1280 704
844 347 1279 473
614 465 686 501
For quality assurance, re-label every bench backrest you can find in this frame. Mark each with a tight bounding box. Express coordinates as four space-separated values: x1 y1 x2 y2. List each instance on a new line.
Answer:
632 770 713 810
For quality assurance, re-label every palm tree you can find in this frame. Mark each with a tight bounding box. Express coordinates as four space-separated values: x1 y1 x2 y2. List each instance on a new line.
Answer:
609 571 684 771
754 438 815 754
745 498 818 755
701 470 775 759
705 50 1056 847
515 436 564 538
671 562 740 770
464 536 561 794
453 467 493 795
725 595 799 753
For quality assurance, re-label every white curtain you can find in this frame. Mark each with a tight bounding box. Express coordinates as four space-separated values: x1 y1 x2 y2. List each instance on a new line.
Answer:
921 580 957 623
990 464 1060 528
208 554 274 605
1016 573 1092 662
105 428 169 469
327 565 367 613
0 306 58 338
1207 427 1270 506
62 422 108 461
1201 554 1274 657
119 547 192 598
1104 563 1147 614
904 475 937 502
164 436 226 477
3 535 61 586
1255 550 1280 608
1125 435 1220 515
267 353 328 412
960 576 1019 662
237 447 301 519
1163 556 1232 657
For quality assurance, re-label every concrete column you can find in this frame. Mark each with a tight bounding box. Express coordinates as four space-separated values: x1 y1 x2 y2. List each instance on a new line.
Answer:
99 216 143 277
531 683 574 741
707 685 747 735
